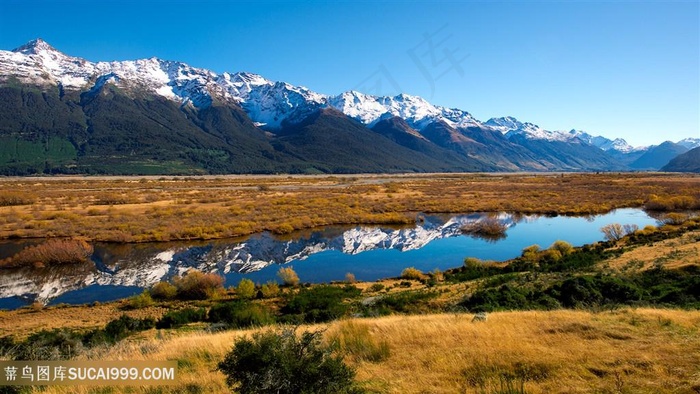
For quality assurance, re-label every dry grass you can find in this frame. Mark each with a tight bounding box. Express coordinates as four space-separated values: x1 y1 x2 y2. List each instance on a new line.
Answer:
607 229 700 271
0 302 167 340
0 173 698 242
22 309 700 394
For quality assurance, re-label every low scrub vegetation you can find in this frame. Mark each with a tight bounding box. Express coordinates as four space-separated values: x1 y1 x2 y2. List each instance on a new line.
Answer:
0 173 697 243
172 271 225 300
0 315 155 360
217 328 362 394
460 217 508 241
156 307 207 329
0 238 93 268
208 301 275 329
277 266 300 287
400 267 424 280
280 285 361 323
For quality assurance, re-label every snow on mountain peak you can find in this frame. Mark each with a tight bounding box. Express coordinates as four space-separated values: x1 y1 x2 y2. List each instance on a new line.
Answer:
328 91 479 130
678 138 700 150
485 117 572 142
12 38 57 56
0 39 661 148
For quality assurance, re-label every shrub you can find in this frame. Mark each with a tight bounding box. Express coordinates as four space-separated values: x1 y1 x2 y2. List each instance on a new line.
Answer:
368 283 385 292
549 240 573 255
127 291 154 309
156 308 207 329
400 267 424 281
345 273 357 284
208 301 275 329
521 245 541 262
150 281 177 300
447 258 504 282
85 315 156 346
13 329 86 360
260 281 280 298
461 217 508 241
329 321 390 362
173 271 224 300
217 329 360 394
281 285 361 323
368 290 438 315
0 191 36 206
277 267 300 287
430 269 444 282
236 279 256 299
600 223 625 241
1 239 93 268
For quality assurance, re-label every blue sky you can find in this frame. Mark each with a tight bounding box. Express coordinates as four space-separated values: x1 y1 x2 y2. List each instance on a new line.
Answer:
1 0 698 146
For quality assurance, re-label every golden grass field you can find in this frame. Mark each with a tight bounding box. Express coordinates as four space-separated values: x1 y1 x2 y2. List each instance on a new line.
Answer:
0 172 698 242
25 309 700 394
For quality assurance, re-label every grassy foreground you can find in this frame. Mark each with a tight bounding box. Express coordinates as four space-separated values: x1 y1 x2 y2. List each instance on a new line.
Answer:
18 309 700 394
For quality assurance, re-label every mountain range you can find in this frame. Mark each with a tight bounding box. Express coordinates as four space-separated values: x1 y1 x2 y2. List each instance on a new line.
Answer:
0 39 697 175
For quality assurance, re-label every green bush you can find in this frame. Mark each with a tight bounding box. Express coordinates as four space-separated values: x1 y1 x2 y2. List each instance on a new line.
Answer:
280 285 361 323
150 281 177 300
217 329 362 394
445 258 504 282
260 281 280 298
367 290 438 315
127 291 154 309
236 279 256 299
549 240 573 255
156 308 207 329
13 329 86 360
8 315 156 360
208 301 275 329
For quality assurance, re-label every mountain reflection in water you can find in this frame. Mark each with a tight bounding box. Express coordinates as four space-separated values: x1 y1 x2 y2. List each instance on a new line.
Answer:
0 209 660 308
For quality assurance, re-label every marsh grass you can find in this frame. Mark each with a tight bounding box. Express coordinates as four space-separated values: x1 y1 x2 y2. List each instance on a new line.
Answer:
0 173 698 243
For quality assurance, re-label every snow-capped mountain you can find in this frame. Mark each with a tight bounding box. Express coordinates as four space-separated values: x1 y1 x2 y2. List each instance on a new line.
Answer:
566 130 643 153
485 117 578 142
0 39 480 132
328 91 481 130
0 39 692 174
678 138 700 150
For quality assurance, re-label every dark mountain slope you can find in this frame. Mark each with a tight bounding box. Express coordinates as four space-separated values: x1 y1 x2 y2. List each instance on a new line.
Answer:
630 141 689 170
508 134 625 171
370 117 481 169
661 147 700 173
0 84 291 175
272 109 481 173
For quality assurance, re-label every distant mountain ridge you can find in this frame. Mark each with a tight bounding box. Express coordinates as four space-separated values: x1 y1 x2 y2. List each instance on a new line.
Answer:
661 147 700 173
0 39 696 174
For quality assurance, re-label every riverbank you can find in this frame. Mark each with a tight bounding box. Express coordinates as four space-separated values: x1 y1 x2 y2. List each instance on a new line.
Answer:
1 172 698 242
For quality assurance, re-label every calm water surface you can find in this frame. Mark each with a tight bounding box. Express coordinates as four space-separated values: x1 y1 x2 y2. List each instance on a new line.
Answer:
0 209 660 309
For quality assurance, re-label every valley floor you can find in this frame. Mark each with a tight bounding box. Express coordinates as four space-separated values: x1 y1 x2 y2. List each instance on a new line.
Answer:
0 172 698 242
